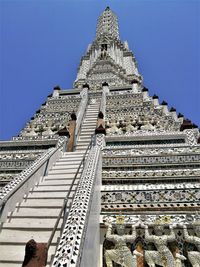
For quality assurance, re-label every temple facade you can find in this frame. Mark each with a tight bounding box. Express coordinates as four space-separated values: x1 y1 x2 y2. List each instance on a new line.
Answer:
0 7 200 267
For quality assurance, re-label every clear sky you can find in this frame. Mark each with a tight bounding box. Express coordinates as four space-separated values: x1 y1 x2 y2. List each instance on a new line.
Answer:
0 0 199 140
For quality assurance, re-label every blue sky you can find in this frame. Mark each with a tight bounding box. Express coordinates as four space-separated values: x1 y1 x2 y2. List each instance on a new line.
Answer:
0 0 199 140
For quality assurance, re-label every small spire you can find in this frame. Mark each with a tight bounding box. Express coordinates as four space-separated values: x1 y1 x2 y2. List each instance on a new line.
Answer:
96 7 120 40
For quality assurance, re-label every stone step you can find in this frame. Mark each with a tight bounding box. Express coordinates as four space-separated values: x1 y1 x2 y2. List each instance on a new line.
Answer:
81 128 96 132
48 167 82 174
78 138 91 143
75 142 90 147
33 184 77 192
84 117 97 120
86 108 99 110
52 160 81 169
75 149 87 152
81 121 96 124
76 145 89 150
82 121 97 125
82 119 97 122
0 228 60 245
63 151 83 156
85 115 98 118
58 158 83 163
56 159 81 164
85 109 98 112
61 154 85 158
76 142 90 149
17 198 64 208
83 120 96 123
78 135 92 139
40 179 80 185
0 263 21 267
51 164 80 170
44 173 81 179
3 218 62 230
81 126 96 130
80 128 95 132
79 132 93 137
8 207 62 218
85 112 98 114
85 110 98 113
81 123 96 127
26 191 74 199
0 244 56 265
87 105 100 107
76 144 90 148
77 138 90 142
84 113 98 116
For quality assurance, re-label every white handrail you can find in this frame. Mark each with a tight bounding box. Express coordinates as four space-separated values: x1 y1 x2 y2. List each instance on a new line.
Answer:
0 137 68 222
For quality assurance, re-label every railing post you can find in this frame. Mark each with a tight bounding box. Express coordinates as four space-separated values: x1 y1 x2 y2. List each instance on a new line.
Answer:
67 112 77 152
22 239 47 267
99 82 109 115
73 88 88 150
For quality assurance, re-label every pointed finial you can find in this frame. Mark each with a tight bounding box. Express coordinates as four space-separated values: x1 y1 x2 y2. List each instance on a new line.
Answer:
96 7 119 40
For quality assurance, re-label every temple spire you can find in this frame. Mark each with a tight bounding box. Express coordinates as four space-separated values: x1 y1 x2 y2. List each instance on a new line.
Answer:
74 7 142 89
96 6 120 40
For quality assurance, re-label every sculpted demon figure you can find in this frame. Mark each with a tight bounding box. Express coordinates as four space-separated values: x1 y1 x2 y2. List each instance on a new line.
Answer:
104 216 142 267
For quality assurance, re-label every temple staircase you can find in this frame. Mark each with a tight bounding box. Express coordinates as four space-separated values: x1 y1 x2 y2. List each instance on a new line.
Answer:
0 99 100 266
75 99 100 151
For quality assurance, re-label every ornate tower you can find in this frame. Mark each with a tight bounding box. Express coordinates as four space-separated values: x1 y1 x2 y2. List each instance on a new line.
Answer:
0 7 200 267
75 6 142 89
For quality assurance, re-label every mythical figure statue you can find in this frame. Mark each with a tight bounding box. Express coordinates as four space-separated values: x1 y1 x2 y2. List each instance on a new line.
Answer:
140 121 155 131
183 223 200 267
104 216 143 267
106 120 122 135
125 119 138 133
144 224 185 267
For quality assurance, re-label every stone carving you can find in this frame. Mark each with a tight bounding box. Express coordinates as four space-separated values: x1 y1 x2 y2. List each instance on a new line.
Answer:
144 224 177 267
103 154 200 167
184 129 199 146
101 188 200 205
105 217 142 267
102 215 200 228
106 120 123 135
102 168 200 180
0 161 32 170
19 94 81 138
0 152 41 160
183 224 200 267
105 91 181 134
102 183 199 191
103 146 200 156
95 134 105 149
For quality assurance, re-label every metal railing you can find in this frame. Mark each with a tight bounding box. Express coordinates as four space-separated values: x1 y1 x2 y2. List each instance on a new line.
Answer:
47 135 94 253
